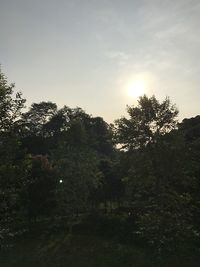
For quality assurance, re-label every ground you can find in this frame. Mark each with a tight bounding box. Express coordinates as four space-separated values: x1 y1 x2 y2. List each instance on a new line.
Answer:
0 229 199 267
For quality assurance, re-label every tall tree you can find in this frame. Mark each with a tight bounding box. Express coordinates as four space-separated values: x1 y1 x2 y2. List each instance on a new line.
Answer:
21 101 57 136
178 116 200 236
0 68 27 247
53 145 101 234
0 68 25 132
114 95 193 251
114 95 178 150
20 102 57 154
26 155 56 222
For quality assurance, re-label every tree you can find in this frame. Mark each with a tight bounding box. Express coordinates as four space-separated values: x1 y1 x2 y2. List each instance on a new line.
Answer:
20 102 57 154
114 95 178 150
26 155 56 223
97 159 124 212
87 117 114 156
21 101 57 137
129 133 193 251
0 68 26 132
0 68 27 248
53 145 101 234
114 95 193 251
179 115 200 142
178 116 200 238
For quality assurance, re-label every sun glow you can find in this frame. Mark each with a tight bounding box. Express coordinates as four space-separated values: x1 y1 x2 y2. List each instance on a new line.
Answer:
127 81 146 98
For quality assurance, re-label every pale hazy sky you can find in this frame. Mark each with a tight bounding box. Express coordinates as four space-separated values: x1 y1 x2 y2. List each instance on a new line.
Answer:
1 0 200 122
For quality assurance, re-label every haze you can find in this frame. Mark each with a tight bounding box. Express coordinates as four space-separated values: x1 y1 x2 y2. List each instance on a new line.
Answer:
1 0 200 122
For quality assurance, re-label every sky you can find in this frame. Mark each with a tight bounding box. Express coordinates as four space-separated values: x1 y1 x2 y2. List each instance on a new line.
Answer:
0 0 200 123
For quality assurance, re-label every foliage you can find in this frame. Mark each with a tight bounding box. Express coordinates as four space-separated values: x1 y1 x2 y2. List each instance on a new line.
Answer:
114 95 178 150
0 69 199 256
53 146 101 218
114 95 195 251
0 69 27 248
0 68 25 132
25 155 56 221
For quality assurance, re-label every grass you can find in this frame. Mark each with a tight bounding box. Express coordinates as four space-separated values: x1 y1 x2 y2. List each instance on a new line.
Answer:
0 229 199 267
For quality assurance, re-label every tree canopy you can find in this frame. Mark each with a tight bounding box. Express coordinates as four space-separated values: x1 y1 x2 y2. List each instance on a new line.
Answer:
114 95 178 150
0 69 25 132
0 68 199 257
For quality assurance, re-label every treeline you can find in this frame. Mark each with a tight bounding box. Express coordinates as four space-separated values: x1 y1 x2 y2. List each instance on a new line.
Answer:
0 69 200 252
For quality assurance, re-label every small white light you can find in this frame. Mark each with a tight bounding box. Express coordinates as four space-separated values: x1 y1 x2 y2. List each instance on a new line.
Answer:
59 179 63 184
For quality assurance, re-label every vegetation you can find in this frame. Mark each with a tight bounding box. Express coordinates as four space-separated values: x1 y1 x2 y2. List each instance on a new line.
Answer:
0 68 199 265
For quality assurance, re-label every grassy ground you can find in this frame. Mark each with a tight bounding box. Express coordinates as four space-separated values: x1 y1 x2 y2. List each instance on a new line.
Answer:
0 230 199 267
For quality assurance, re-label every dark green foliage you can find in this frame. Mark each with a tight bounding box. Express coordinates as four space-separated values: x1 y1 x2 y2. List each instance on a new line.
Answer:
21 102 57 136
53 146 101 217
0 68 27 248
20 102 58 154
87 117 114 155
114 95 196 251
97 159 124 211
179 115 200 142
178 116 200 237
26 155 56 221
0 68 199 261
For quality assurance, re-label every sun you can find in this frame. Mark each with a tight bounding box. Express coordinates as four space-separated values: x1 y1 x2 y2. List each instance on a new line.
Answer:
127 81 145 98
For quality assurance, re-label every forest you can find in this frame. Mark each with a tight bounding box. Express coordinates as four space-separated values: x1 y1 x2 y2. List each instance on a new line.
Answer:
0 69 200 266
